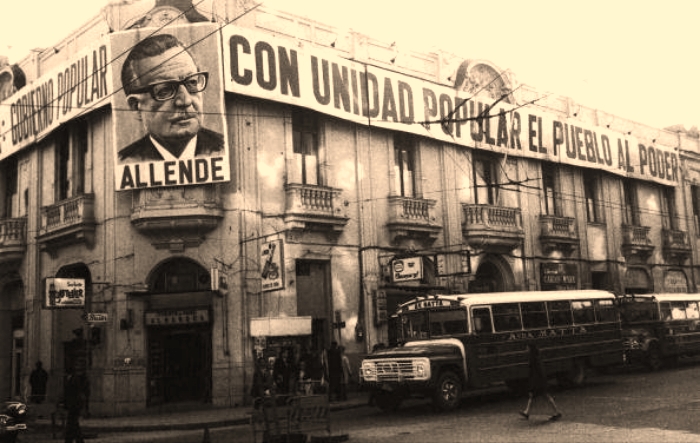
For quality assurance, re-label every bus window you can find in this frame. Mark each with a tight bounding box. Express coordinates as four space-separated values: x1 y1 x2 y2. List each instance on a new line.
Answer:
521 302 548 329
671 302 688 320
429 309 468 336
594 299 617 322
660 302 672 321
572 300 595 324
548 300 573 326
687 302 700 319
620 301 657 322
472 307 493 333
493 303 522 332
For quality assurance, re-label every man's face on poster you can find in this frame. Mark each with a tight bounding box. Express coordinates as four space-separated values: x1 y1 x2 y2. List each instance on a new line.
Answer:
127 47 204 147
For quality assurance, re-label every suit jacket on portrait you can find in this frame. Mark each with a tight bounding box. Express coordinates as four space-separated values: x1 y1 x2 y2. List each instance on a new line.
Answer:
118 127 225 162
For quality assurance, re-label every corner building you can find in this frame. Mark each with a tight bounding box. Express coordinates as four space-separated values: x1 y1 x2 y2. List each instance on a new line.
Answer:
0 0 699 415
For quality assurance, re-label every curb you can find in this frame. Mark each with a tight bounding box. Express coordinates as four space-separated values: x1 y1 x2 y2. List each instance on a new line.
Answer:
32 399 368 434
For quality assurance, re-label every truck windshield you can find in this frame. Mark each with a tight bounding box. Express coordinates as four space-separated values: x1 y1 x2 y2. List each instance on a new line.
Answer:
400 312 428 340
399 309 468 340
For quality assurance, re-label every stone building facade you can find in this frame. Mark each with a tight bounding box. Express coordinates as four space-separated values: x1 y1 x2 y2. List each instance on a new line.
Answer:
0 0 698 415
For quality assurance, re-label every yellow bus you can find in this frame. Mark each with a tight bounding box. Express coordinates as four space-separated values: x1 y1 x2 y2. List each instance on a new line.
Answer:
361 290 624 411
617 293 700 370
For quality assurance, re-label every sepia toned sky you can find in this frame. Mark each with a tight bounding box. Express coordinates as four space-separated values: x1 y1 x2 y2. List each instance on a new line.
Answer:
1 0 697 130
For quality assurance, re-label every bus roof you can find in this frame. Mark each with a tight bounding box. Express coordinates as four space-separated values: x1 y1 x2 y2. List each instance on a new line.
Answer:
623 293 700 303
398 290 616 311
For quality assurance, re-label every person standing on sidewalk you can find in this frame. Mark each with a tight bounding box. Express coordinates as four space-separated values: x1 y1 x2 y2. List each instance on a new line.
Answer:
63 366 88 443
519 343 562 421
326 342 343 402
30 360 49 404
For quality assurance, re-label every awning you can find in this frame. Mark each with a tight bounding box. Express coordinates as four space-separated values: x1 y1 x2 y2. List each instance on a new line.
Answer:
250 316 312 337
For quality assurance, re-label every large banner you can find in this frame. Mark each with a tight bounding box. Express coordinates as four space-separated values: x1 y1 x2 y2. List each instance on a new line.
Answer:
222 26 679 187
111 24 230 191
0 39 111 161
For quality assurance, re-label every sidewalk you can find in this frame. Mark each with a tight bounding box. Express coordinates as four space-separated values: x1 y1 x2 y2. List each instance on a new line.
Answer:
30 391 369 435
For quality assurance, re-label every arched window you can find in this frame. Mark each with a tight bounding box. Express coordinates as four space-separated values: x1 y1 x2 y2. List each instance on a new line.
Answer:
149 258 210 293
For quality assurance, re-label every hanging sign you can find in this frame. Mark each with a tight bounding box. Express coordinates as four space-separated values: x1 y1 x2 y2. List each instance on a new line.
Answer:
261 239 284 292
44 278 86 309
392 257 423 282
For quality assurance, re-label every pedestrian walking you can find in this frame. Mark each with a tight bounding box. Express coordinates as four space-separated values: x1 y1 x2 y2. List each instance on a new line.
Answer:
29 360 49 404
63 367 88 443
326 342 343 401
340 346 352 400
519 343 562 421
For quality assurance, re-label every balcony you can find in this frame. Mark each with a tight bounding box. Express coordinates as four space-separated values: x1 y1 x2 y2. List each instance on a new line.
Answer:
462 204 524 251
131 185 223 250
620 224 654 261
38 194 96 254
284 184 349 235
539 215 579 254
662 228 692 262
386 196 441 243
0 218 27 267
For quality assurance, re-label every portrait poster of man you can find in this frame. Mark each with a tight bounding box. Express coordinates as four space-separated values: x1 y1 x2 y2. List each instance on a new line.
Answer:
111 24 230 191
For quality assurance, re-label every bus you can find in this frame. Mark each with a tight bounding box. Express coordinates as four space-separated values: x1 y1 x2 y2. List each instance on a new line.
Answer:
360 290 624 412
617 293 700 370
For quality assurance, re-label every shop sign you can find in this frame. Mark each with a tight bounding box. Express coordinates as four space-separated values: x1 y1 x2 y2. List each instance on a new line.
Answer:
261 239 284 292
144 309 210 326
664 270 688 293
392 257 423 282
44 278 85 309
540 263 577 286
86 312 108 323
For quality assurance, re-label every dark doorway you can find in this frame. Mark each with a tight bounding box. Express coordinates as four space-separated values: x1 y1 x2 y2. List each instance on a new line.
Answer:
296 260 331 351
148 326 211 405
471 260 506 293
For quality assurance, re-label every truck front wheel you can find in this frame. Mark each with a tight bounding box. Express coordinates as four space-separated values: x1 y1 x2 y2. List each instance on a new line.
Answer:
433 371 462 411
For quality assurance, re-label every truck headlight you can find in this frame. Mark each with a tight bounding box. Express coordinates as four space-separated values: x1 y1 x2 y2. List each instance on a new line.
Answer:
361 363 377 381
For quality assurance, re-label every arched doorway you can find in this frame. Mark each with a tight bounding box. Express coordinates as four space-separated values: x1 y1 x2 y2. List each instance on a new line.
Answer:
470 255 514 293
55 264 93 379
145 258 213 406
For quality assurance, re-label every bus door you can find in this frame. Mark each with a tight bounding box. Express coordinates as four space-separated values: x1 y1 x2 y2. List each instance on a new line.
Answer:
469 306 504 385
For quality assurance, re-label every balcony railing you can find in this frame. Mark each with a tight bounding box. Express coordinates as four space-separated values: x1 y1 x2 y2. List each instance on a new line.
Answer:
38 194 96 253
662 228 692 261
284 183 349 233
539 215 579 253
620 224 654 260
0 217 27 266
386 195 441 243
462 204 524 251
131 185 223 249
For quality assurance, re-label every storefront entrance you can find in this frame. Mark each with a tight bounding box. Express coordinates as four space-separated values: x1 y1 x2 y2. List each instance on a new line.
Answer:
147 322 211 405
143 258 215 407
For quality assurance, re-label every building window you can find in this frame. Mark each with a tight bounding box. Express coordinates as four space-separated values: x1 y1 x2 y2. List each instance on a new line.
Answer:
1 156 18 218
660 186 678 230
55 119 88 202
292 108 319 185
691 185 700 235
584 170 603 223
541 163 561 216
394 133 416 198
473 154 498 205
622 179 640 226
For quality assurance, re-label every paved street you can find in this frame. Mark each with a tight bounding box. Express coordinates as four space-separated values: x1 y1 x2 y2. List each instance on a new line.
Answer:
23 360 700 442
